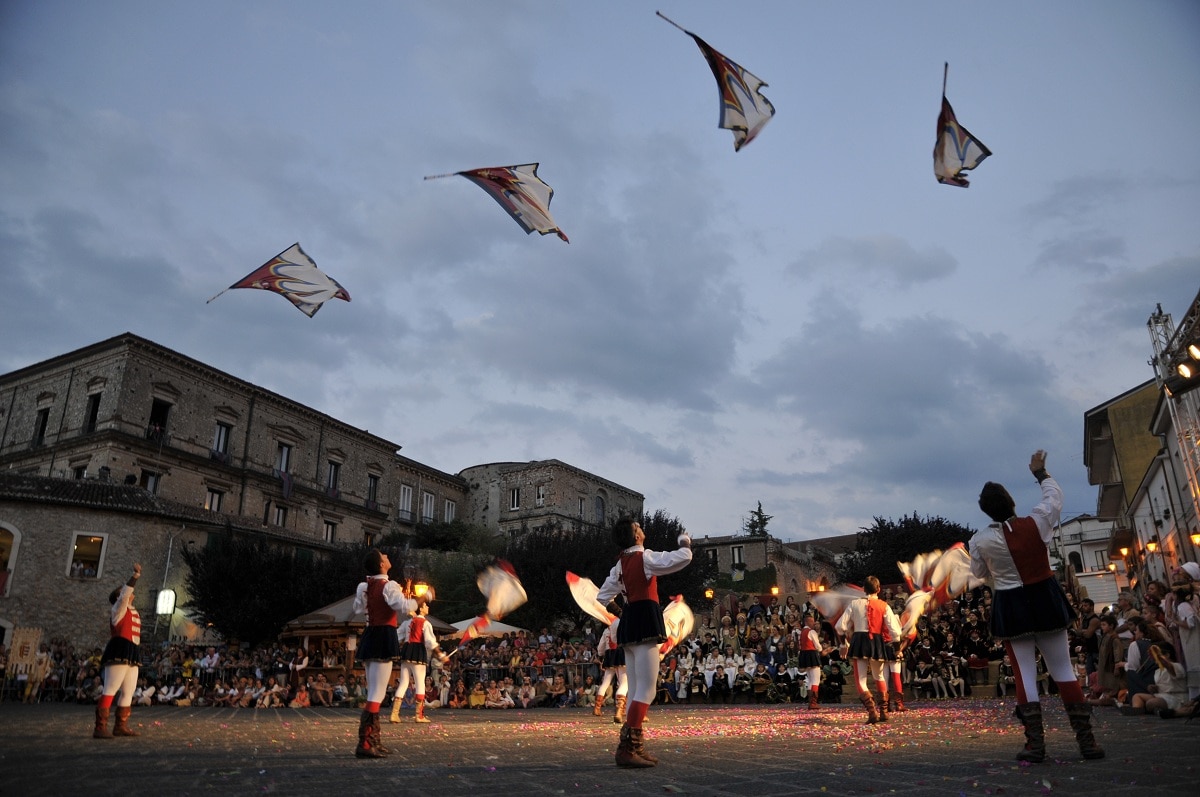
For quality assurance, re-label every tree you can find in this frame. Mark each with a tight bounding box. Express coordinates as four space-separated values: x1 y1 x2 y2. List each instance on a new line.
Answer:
181 536 399 648
836 513 977 588
500 509 717 634
745 502 773 537
412 519 502 555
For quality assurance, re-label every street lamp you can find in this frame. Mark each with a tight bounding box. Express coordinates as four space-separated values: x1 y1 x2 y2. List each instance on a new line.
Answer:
770 585 780 596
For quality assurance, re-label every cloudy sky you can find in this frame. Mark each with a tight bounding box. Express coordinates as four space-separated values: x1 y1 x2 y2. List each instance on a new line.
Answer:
2 1 1198 542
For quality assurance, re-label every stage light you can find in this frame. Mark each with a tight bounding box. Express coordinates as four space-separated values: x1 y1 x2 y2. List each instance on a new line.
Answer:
156 588 177 615
1164 373 1200 398
1188 343 1200 360
1179 361 1197 379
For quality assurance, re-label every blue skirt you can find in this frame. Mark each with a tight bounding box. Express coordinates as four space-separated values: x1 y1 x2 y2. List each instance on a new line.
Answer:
399 641 428 665
358 625 401 661
847 632 888 660
989 577 1075 640
618 599 667 646
100 637 140 667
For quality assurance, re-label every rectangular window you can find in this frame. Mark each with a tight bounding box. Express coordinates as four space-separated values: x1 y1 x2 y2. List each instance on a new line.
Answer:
367 474 380 503
509 488 521 511
85 393 102 433
73 465 87 480
326 461 340 491
276 443 292 474
398 484 413 522
33 408 50 447
147 398 171 442
1094 550 1108 570
272 504 288 527
205 488 224 512
706 549 718 566
140 470 160 494
536 485 546 507
68 533 107 579
212 422 231 454
731 545 744 566
578 497 585 516
421 491 435 523
323 520 337 543
444 499 456 522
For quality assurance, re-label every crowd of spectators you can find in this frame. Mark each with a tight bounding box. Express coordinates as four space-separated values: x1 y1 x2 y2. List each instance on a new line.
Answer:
4 567 1196 717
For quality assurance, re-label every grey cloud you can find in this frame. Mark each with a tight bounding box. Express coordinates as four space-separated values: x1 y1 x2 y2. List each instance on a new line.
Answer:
788 234 957 287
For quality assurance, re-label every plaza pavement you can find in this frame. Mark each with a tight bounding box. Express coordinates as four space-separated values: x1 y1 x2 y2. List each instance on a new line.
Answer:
0 698 1195 797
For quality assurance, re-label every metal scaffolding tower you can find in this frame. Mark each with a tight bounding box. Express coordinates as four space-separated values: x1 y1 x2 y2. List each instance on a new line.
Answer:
1147 291 1200 538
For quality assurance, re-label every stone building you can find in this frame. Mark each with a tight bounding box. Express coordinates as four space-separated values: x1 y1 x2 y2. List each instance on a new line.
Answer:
0 333 466 549
0 472 322 649
458 459 643 539
0 333 639 646
694 533 840 606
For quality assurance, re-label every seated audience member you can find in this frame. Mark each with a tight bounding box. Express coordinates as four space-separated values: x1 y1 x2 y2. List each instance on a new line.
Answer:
750 662 773 703
133 678 156 707
1127 642 1187 717
448 680 469 709
158 676 186 705
911 659 936 699
310 674 334 707
289 683 311 708
732 664 754 703
468 680 487 709
546 674 569 707
331 675 349 706
257 676 285 708
484 680 513 709
943 658 967 698
995 655 1016 697
516 679 537 709
708 665 731 704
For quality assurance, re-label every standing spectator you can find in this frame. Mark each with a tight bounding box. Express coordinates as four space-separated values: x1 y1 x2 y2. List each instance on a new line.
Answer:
351 549 420 758
24 643 52 704
836 575 901 724
199 647 220 690
1072 599 1101 677
969 449 1103 762
596 517 692 768
1164 576 1198 701
94 563 142 738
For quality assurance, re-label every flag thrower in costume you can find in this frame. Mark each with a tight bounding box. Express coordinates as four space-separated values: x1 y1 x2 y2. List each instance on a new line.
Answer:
566 571 617 627
657 11 775 151
458 559 529 643
424 164 568 242
207 243 350 318
934 62 992 187
659 595 694 657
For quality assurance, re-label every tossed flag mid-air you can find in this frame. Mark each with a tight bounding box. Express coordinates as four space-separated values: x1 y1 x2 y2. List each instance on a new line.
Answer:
896 543 983 644
659 595 694 657
657 11 775 151
425 164 569 242
457 559 529 643
207 243 350 318
934 63 992 187
566 571 617 627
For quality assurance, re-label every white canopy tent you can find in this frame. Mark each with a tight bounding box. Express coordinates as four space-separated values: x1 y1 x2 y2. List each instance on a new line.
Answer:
449 618 528 639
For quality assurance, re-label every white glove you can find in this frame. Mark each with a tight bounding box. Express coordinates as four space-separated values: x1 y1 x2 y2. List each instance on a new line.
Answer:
677 533 692 548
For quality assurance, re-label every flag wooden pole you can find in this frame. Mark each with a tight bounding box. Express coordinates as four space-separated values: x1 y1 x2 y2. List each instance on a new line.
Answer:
422 172 460 181
942 62 949 97
655 10 689 35
205 287 231 304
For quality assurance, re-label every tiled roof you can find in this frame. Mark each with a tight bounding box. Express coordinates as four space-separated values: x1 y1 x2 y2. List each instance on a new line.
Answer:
0 472 323 547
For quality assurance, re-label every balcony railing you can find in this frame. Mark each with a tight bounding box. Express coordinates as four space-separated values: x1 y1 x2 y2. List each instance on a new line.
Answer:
209 449 231 465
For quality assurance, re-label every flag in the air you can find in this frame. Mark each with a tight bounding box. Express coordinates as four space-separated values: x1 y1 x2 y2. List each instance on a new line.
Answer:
208 243 350 317
427 164 568 242
658 11 775 151
934 63 992 187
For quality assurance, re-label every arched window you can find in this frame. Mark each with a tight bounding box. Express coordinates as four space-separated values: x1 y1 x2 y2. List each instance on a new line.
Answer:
0 523 21 596
1068 551 1083 573
593 496 606 525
